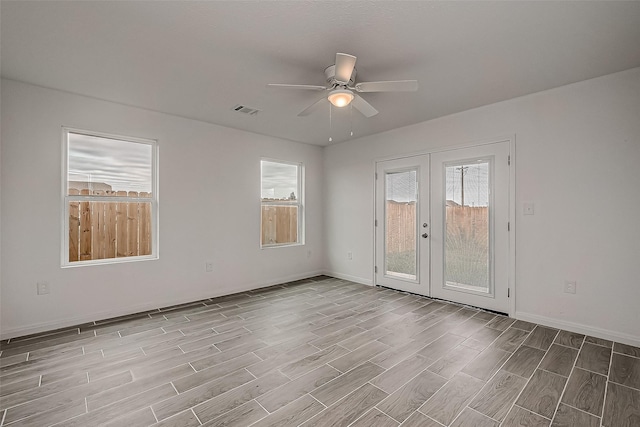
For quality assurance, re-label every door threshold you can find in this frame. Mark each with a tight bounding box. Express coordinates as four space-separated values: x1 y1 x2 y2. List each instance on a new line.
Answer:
375 284 508 317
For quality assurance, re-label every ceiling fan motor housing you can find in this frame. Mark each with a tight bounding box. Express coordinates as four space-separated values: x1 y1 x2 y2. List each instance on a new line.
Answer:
324 64 357 86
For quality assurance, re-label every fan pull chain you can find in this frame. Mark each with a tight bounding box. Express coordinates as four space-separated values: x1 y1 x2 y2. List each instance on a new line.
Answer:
350 103 354 137
329 103 333 142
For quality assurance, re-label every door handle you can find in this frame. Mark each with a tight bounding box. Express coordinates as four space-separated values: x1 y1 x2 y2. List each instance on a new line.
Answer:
422 233 429 238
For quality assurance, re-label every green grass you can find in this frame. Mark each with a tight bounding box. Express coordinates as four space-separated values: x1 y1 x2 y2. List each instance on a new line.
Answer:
385 235 489 289
386 250 417 277
445 232 489 289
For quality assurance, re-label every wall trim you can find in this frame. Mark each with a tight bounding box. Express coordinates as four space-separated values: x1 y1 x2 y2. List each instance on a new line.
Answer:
515 311 640 348
0 270 324 340
323 271 372 286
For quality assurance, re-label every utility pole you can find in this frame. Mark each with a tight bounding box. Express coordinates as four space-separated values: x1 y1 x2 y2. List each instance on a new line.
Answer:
456 166 469 206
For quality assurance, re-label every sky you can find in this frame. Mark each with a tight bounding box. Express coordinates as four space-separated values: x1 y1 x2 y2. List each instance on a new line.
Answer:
68 132 485 205
445 162 489 207
386 170 417 203
69 136 298 198
68 133 152 192
385 161 489 207
261 160 298 200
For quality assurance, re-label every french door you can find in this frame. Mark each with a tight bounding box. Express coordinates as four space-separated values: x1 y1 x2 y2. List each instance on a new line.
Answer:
375 155 429 295
375 141 511 314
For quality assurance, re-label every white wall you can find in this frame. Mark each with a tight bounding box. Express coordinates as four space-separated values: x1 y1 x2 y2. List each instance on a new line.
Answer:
324 68 640 346
3 69 640 346
0 79 324 339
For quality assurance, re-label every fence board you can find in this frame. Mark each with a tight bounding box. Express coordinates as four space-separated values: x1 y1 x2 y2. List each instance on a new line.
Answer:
79 189 92 261
127 191 139 256
261 205 298 245
105 192 117 258
139 192 151 256
385 201 416 254
289 207 298 243
116 191 128 258
261 206 276 245
445 206 488 238
69 189 80 262
91 190 105 260
275 206 291 243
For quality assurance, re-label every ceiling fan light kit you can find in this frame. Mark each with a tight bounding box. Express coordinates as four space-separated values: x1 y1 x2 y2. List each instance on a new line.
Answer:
327 89 354 107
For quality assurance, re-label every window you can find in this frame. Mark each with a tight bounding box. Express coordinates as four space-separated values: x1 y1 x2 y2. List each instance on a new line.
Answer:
261 159 303 247
62 128 158 266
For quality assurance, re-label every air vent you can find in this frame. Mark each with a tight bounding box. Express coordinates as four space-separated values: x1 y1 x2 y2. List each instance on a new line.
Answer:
232 104 260 116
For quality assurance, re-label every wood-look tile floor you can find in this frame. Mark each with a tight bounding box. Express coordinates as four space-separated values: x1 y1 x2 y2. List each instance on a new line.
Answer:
1 276 639 426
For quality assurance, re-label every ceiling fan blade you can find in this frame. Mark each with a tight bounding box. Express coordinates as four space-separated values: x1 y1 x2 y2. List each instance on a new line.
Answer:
352 94 378 118
335 53 357 83
355 80 418 93
267 84 327 91
297 97 327 117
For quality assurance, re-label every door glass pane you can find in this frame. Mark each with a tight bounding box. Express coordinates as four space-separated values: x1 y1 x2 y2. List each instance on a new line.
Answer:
445 160 490 292
385 170 417 280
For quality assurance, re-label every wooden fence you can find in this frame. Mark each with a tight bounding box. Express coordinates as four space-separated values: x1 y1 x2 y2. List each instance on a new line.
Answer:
261 206 298 245
68 189 152 262
69 195 486 261
446 205 488 240
386 201 417 254
385 201 488 253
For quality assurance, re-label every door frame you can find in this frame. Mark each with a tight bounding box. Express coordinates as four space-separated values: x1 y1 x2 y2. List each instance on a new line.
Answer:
372 135 516 317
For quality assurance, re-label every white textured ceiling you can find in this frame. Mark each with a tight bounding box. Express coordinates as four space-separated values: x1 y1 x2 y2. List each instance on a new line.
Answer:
2 1 640 146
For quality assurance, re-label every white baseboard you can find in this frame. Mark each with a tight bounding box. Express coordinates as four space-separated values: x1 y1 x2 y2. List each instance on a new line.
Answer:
323 271 373 286
11 272 636 350
515 311 640 348
0 270 325 340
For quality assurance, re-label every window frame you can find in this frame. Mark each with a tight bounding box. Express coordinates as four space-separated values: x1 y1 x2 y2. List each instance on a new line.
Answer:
61 127 159 267
260 158 304 248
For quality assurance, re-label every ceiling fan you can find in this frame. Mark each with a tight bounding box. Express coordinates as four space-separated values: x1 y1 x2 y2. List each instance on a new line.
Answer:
268 53 418 118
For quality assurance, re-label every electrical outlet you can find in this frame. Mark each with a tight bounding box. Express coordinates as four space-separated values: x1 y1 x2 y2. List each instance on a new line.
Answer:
37 281 50 295
205 262 214 272
347 252 353 260
564 280 576 294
